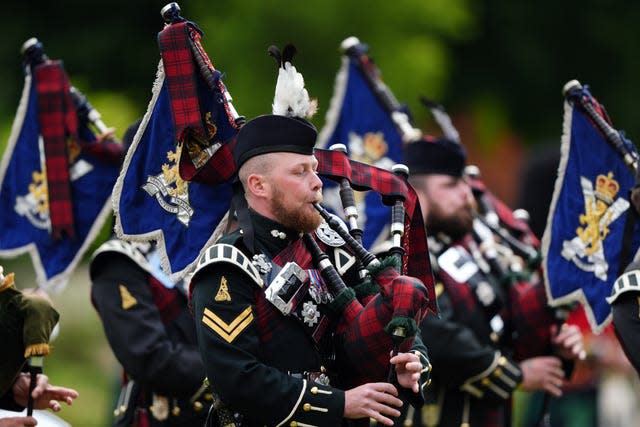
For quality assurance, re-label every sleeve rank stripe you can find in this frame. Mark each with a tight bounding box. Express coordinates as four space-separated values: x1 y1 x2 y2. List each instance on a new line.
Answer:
607 270 640 304
202 306 253 343
460 351 517 399
193 243 264 287
275 379 307 427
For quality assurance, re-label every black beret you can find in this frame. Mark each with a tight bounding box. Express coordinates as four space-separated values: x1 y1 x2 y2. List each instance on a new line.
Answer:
233 114 317 169
403 136 467 177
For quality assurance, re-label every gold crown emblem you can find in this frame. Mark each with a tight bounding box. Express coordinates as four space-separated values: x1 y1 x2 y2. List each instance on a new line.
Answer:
594 172 619 205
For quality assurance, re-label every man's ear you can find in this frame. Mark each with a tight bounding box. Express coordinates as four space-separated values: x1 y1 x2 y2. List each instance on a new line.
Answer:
246 173 269 198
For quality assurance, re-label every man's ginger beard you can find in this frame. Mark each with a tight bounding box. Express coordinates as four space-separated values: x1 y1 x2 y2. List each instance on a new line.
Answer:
270 186 323 233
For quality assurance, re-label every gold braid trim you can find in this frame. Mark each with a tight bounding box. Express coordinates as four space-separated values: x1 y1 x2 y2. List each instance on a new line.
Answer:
24 343 51 358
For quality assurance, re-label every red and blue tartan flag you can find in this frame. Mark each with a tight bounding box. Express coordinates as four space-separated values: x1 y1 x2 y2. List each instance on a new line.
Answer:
317 42 408 251
0 52 122 291
542 83 640 333
112 18 240 281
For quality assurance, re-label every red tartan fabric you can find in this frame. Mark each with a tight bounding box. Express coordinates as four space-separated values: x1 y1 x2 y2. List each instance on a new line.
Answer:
270 237 428 386
158 21 204 144
509 276 555 360
315 148 437 314
340 271 429 386
79 137 125 164
147 276 182 325
34 61 77 240
161 23 240 184
179 136 237 183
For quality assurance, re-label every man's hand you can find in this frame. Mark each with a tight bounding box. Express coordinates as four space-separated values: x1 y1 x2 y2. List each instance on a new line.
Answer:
631 185 640 215
344 382 402 426
390 352 422 393
519 356 566 397
0 417 38 427
12 373 78 412
552 323 587 361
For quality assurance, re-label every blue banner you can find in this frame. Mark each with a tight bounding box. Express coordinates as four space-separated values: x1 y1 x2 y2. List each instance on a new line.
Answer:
542 89 640 333
0 71 120 291
317 57 404 251
113 63 235 281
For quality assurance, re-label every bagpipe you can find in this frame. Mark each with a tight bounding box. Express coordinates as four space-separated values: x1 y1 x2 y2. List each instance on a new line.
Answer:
418 95 557 359
310 151 433 386
465 165 542 283
305 37 440 384
463 164 556 360
254 40 435 386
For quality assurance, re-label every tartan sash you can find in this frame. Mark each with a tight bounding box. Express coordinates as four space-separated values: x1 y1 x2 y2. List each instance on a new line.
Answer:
34 60 77 240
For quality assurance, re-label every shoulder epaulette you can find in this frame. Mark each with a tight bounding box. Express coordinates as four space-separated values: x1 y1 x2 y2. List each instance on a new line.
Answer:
607 269 640 304
91 239 153 275
193 244 263 288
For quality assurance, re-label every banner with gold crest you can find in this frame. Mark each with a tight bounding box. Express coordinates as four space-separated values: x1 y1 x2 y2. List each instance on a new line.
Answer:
542 84 640 333
0 45 121 292
112 8 240 282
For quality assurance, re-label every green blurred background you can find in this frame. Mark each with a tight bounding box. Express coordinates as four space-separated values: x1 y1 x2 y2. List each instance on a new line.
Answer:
1 0 639 425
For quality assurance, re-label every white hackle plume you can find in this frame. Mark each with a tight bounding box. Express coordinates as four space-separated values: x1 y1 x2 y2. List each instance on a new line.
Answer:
272 61 318 119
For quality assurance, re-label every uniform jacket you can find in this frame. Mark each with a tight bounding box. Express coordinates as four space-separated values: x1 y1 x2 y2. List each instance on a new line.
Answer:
420 234 554 427
190 210 430 427
90 239 209 427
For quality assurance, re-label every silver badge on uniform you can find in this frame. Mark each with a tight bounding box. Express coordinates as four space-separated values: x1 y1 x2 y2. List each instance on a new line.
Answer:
252 254 272 275
301 301 320 327
315 213 347 247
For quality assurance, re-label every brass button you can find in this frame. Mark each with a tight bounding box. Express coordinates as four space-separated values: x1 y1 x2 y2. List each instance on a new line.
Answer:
481 378 490 386
290 422 298 427
171 406 181 416
193 401 204 411
310 386 318 394
494 368 503 377
204 393 213 401
303 403 311 411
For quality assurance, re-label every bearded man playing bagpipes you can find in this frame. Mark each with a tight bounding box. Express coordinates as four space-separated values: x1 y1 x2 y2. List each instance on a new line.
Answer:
189 45 433 427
